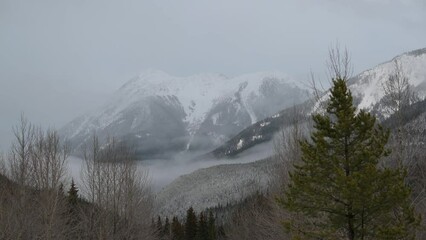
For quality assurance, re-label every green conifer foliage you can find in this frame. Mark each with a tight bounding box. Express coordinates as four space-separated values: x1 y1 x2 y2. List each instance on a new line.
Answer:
185 207 197 240
163 217 171 238
157 216 163 237
67 179 78 206
197 212 209 240
172 216 185 240
207 211 217 240
279 78 420 240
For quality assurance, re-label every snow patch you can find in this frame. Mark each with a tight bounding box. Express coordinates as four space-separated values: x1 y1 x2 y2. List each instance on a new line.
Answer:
252 135 262 141
211 113 221 125
260 121 270 127
236 139 244 150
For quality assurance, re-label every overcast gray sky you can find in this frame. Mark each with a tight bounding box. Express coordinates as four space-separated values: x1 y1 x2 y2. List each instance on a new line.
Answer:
1 0 425 151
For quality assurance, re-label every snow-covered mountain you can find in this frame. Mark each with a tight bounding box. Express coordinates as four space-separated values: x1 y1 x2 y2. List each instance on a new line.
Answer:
61 70 309 158
211 48 426 158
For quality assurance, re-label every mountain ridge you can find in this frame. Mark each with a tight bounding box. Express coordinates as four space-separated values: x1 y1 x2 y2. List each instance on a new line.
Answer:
209 47 426 158
61 70 310 158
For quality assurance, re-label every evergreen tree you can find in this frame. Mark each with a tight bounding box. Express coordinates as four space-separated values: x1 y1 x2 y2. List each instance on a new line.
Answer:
197 212 208 240
151 217 156 230
216 226 226 239
163 217 171 238
65 179 79 236
279 78 420 239
207 211 217 240
156 216 163 237
172 216 184 240
67 179 79 206
185 207 197 240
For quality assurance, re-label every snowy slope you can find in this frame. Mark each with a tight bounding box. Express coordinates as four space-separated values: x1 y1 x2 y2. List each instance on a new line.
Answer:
349 48 426 117
155 157 279 218
312 48 426 117
61 70 309 157
118 70 306 134
212 48 426 158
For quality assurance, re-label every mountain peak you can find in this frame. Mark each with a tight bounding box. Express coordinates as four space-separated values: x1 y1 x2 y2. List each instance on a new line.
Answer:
61 70 309 157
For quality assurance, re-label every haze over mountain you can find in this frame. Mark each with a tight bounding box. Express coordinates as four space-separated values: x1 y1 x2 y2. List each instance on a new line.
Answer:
2 0 426 152
61 71 309 158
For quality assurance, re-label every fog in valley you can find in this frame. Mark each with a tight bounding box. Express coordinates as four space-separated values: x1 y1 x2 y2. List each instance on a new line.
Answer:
2 0 425 188
67 141 274 192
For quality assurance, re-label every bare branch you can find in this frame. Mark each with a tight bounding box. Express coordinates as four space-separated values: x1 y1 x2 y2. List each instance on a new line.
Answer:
327 43 353 81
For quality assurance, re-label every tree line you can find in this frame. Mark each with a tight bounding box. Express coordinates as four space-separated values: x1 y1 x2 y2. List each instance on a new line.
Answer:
153 207 225 240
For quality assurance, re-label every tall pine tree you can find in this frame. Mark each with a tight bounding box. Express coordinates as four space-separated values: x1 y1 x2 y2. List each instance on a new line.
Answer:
163 217 171 238
67 179 79 206
207 211 217 240
185 207 197 240
172 216 185 240
197 212 209 240
156 216 163 238
279 78 419 240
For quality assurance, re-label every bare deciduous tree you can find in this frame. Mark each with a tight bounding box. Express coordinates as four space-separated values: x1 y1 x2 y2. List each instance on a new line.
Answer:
226 106 311 240
382 59 421 172
382 59 419 120
307 43 353 114
80 135 156 239
1 116 71 239
273 106 308 189
30 128 69 190
327 43 353 81
8 114 34 186
30 128 70 240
